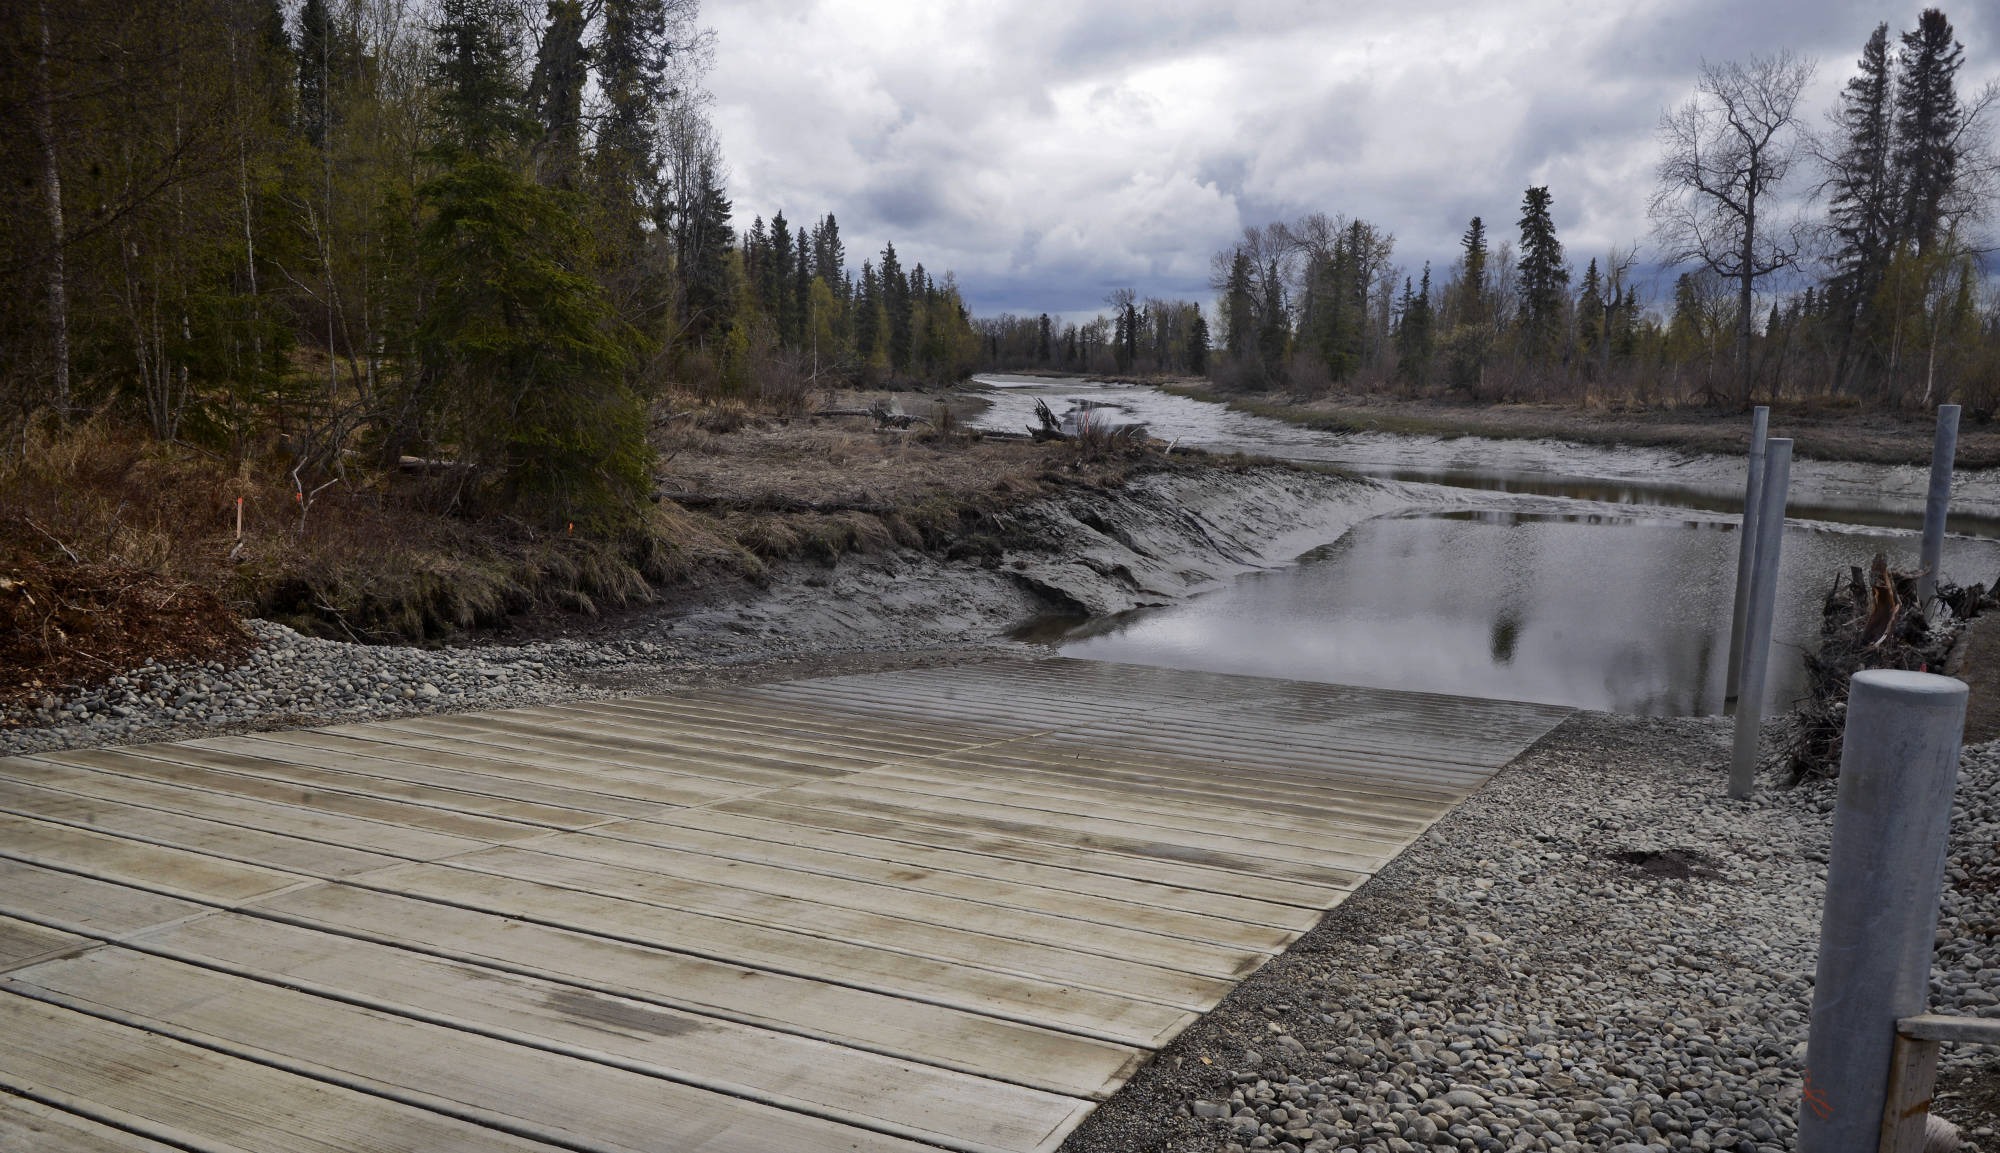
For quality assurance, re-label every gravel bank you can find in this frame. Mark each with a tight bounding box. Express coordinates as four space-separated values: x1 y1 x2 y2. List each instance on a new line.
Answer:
1062 712 2000 1153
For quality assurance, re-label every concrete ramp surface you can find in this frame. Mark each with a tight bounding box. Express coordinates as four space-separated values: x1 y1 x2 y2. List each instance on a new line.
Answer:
0 658 1570 1153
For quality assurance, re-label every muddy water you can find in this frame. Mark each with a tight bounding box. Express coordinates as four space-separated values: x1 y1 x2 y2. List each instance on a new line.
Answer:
974 375 2000 716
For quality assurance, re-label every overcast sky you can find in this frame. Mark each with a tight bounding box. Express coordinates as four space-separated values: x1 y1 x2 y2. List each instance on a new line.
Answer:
706 1 1998 322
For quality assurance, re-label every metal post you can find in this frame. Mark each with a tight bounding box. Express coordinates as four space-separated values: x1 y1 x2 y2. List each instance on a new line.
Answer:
1797 669 1967 1153
1729 438 1792 798
1917 404 1959 606
1726 407 1771 701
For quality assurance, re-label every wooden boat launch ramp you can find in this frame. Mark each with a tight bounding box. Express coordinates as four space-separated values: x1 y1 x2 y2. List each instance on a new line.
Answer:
0 658 1570 1153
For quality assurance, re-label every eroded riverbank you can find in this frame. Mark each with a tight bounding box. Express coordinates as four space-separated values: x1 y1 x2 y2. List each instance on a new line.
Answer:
0 460 1399 755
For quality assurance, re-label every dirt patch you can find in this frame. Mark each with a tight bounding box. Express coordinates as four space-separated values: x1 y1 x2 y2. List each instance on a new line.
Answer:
1608 848 1724 880
0 554 249 714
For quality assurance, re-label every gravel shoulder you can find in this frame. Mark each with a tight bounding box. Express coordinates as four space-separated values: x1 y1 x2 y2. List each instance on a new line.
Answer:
1060 712 2000 1153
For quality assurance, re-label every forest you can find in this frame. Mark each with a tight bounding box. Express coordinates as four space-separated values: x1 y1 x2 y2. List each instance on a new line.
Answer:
1187 9 1998 415
0 0 977 538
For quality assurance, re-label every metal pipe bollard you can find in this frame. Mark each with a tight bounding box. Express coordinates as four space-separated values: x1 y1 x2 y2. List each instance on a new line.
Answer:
1797 669 1967 1153
1726 407 1771 701
1728 438 1792 798
1917 405 1960 607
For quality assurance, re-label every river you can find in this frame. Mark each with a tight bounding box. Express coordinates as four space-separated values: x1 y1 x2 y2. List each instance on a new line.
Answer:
970 375 2000 717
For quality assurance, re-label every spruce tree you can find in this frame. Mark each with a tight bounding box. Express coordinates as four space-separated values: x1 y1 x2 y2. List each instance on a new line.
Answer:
1459 217 1488 325
1515 186 1568 360
1256 260 1287 386
431 0 525 159
1224 250 1256 367
1825 23 1898 375
526 1 589 189
677 157 733 345
1577 258 1605 364
1037 313 1052 362
881 242 910 373
768 210 792 338
794 226 811 351
1189 306 1210 376
1894 8 1966 257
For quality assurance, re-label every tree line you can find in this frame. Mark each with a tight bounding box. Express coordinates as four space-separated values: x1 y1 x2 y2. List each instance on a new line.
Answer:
975 290 1210 378
1204 7 1996 413
1 0 978 535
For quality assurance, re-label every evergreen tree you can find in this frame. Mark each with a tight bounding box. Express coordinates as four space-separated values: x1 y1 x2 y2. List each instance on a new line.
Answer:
1459 216 1488 325
1396 264 1435 382
1037 313 1052 362
1189 305 1210 376
881 242 911 373
296 0 354 149
767 210 791 336
1894 8 1966 257
431 0 524 159
1224 249 1256 366
793 225 811 351
813 213 845 287
677 157 733 345
526 1 589 188
1825 23 1898 374
1515 186 1568 358
1256 260 1287 385
1577 258 1605 364
854 259 880 366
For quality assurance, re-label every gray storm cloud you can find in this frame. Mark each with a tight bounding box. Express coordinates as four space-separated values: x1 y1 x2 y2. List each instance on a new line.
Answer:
707 0 1998 320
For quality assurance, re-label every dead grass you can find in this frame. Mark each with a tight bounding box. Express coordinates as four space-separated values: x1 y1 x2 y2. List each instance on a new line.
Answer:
1165 383 2000 467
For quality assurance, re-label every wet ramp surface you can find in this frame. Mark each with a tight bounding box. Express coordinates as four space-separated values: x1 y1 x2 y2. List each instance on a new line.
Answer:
0 658 1570 1153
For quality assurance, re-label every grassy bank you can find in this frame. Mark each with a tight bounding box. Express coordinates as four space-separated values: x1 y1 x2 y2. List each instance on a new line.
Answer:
0 392 1194 707
1156 382 2000 467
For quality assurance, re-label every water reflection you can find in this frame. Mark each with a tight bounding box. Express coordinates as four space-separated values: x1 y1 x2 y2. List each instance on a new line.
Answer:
1019 512 2000 717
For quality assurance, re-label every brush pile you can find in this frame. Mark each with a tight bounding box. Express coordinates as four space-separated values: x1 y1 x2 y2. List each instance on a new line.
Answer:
1784 554 1998 781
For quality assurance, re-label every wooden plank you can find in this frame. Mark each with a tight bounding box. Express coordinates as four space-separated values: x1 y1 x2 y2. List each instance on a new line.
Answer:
4 759 492 861
374 716 852 787
288 729 762 807
734 783 1381 883
251 883 1144 1099
426 848 1243 1002
66 922 1092 1153
1897 1013 2000 1043
0 917 89 974
0 816 311 905
10 952 1001 1153
520 830 1276 974
914 745 1452 821
336 864 1197 1046
0 994 560 1153
632 807 1320 930
31 748 541 841
712 797 1349 908
584 818 1300 950
0 784 413 879
1879 1032 1940 1153
337 721 813 792
114 740 608 830
0 860 210 939
521 701 971 761
213 733 676 817
1 1092 190 1152
830 766 1420 854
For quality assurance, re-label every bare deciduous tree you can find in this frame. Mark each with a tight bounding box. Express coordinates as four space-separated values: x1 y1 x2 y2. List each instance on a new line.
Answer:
1651 52 1816 404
